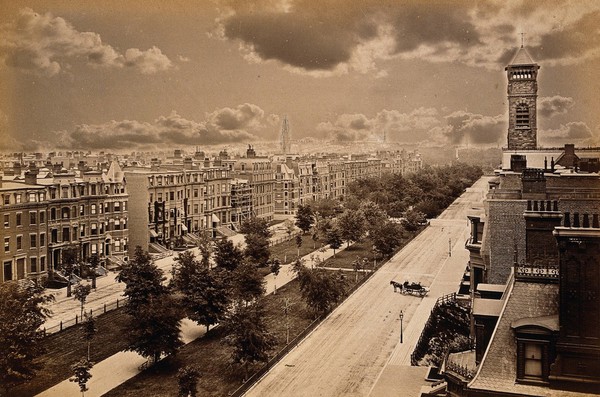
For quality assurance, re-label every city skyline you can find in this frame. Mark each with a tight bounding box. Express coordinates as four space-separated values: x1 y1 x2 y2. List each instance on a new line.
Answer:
1 0 599 152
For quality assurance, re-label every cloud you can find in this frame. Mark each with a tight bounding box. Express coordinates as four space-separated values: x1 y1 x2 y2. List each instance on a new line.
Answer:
540 121 595 146
317 107 441 143
44 105 275 150
443 111 506 145
0 8 173 76
215 1 600 76
538 96 574 118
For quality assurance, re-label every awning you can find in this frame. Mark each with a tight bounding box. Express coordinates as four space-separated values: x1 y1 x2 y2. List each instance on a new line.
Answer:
149 229 158 237
212 214 220 223
181 224 188 231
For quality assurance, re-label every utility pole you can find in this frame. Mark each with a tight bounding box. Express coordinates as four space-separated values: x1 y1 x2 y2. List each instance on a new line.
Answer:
448 238 452 257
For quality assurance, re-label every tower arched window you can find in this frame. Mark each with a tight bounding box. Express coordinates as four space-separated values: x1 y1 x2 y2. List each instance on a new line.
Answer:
516 104 529 128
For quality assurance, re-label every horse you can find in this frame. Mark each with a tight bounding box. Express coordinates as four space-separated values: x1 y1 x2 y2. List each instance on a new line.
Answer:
390 280 403 293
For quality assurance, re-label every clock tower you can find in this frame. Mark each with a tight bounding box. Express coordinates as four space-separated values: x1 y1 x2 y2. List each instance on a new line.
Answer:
505 46 539 150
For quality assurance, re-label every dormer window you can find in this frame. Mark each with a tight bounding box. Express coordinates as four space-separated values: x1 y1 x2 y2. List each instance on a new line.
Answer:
511 315 558 385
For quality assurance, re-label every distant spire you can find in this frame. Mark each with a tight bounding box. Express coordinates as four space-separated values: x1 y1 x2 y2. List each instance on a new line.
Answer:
280 115 291 154
520 32 526 48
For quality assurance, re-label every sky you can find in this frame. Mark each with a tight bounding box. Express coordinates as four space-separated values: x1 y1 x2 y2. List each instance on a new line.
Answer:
0 0 599 152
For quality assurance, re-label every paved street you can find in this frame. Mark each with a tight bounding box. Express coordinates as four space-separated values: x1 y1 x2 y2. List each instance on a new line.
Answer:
244 177 490 397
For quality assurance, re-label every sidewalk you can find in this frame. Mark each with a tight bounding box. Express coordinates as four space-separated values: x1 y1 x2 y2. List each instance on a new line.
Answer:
37 240 352 396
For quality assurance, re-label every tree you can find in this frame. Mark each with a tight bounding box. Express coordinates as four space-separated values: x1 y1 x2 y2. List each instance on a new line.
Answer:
127 294 183 364
117 246 167 314
337 209 366 247
73 283 92 319
213 239 245 271
311 198 339 221
184 267 230 333
359 201 388 236
284 219 295 240
231 262 265 306
82 313 97 361
244 233 271 267
177 365 200 397
325 226 343 256
293 262 346 317
195 232 213 268
0 280 54 393
89 253 100 289
171 251 202 292
295 234 303 257
269 257 281 294
295 204 314 234
370 220 405 257
240 217 272 239
402 209 427 232
223 302 276 380
70 357 93 397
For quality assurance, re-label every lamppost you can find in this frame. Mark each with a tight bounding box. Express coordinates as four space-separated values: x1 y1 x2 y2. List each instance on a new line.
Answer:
448 237 452 257
399 310 404 343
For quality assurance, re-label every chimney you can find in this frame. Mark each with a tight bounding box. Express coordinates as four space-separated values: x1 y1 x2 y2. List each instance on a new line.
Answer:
25 163 39 185
523 200 561 268
183 157 193 170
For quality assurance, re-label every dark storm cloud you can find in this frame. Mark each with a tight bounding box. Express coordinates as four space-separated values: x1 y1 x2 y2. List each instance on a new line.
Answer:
529 11 600 63
0 8 173 76
539 96 574 118
444 111 505 145
391 4 481 54
47 106 274 150
223 11 359 71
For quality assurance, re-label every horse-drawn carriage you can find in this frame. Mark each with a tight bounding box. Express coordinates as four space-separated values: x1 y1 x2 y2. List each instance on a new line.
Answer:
390 280 429 297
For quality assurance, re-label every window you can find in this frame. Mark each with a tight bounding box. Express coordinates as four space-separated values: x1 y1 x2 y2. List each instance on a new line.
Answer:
39 211 45 224
40 233 45 247
50 208 56 220
15 194 21 203
3 195 9 205
80 225 85 237
524 343 542 378
516 104 530 128
170 192 175 201
30 257 37 273
80 205 85 216
29 193 36 202
40 256 46 272
3 214 8 228
30 234 37 248
91 204 97 214
194 189 199 198
16 236 22 250
62 227 70 242
515 337 551 384
114 220 121 230
30 211 37 225
114 202 121 212
91 223 97 235
62 207 69 219
16 213 22 226
4 237 10 253
3 261 12 281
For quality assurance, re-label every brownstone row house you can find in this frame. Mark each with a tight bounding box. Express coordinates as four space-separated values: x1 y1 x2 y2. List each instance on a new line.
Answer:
1 161 128 283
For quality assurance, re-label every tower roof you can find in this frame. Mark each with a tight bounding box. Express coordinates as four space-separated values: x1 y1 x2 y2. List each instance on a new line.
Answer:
508 46 536 66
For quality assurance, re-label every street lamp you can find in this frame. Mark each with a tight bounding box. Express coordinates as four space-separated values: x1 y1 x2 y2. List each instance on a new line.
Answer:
399 310 404 343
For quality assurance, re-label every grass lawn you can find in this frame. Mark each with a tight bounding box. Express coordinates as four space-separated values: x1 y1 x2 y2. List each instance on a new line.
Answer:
12 307 131 397
104 274 359 397
318 228 424 270
269 234 325 265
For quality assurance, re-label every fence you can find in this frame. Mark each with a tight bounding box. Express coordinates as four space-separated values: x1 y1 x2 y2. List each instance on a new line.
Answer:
42 297 125 335
268 230 302 247
410 292 458 366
